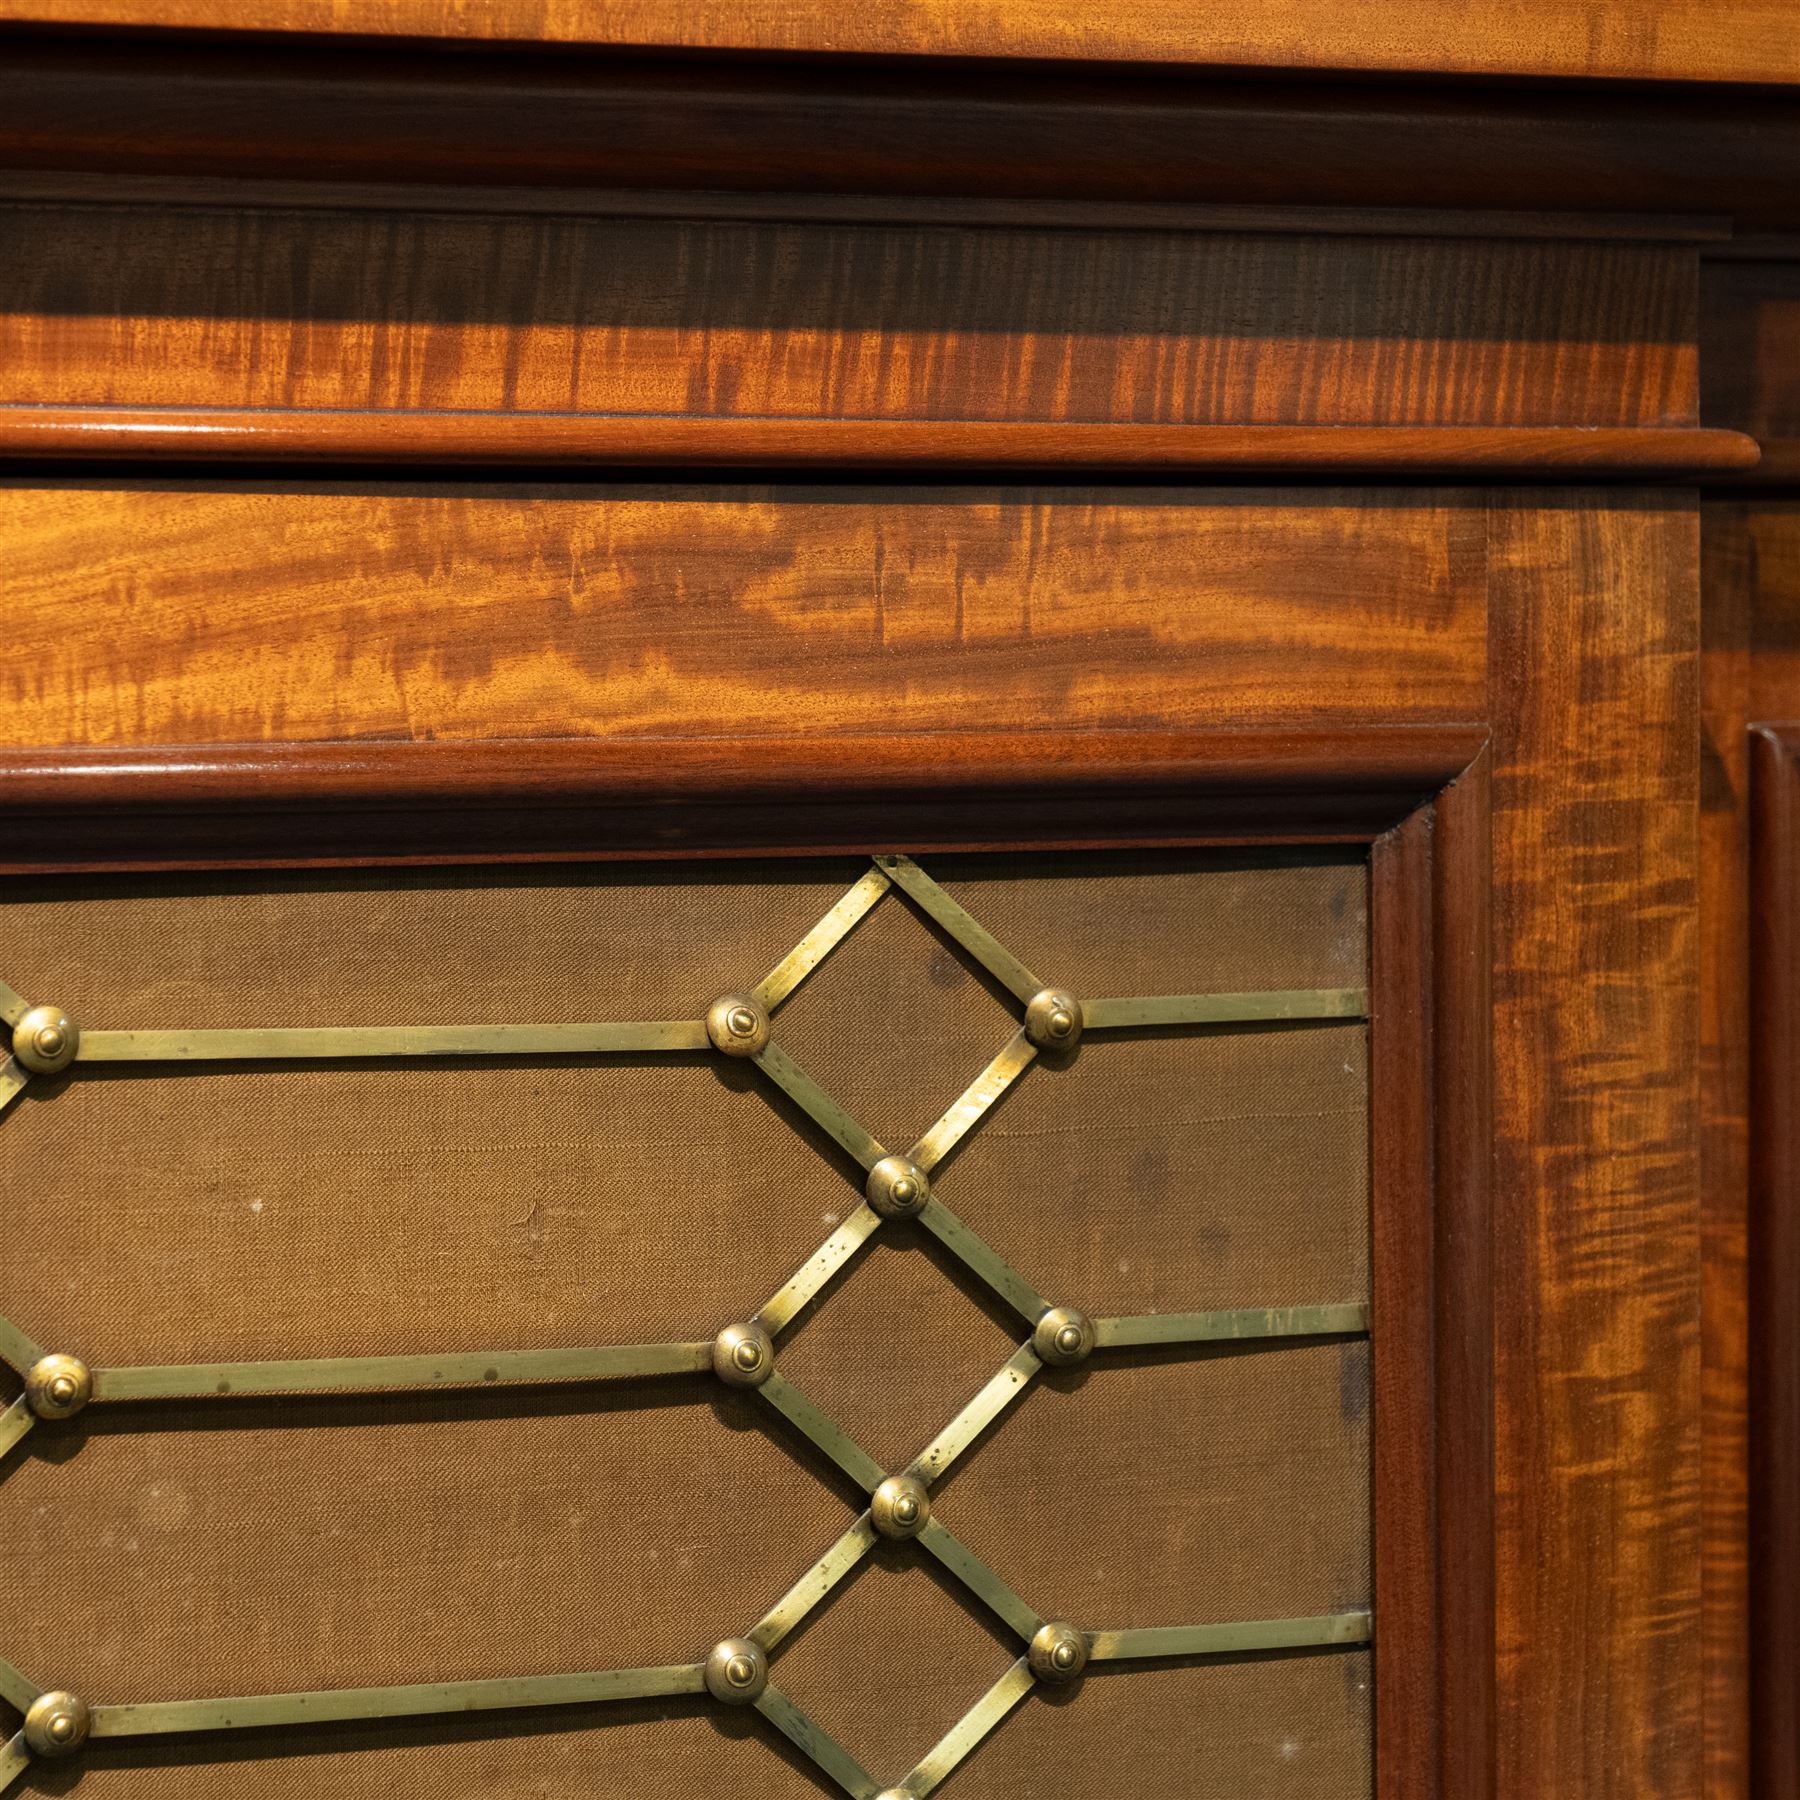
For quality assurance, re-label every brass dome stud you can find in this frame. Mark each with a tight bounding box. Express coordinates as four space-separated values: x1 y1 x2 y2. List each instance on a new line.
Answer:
12 1004 78 1075
705 993 770 1058
712 1321 775 1388
704 1637 768 1705
871 1473 931 1540
1033 1305 1095 1368
1023 988 1083 1052
873 1790 917 1800
24 1690 91 1758
25 1352 92 1420
865 1155 930 1220
1028 1621 1089 1684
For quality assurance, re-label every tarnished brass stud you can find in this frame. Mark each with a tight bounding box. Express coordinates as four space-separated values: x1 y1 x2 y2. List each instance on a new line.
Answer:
1024 988 1083 1051
1028 1621 1089 1684
704 1637 768 1705
871 1473 931 1540
24 1690 91 1757
25 1352 92 1420
12 1003 79 1074
865 1154 930 1220
705 993 770 1058
712 1322 774 1388
1033 1305 1095 1367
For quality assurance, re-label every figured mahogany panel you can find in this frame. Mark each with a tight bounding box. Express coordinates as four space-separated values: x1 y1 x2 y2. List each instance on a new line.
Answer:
0 0 1793 85
0 204 1701 429
0 485 1487 748
1487 494 1701 1800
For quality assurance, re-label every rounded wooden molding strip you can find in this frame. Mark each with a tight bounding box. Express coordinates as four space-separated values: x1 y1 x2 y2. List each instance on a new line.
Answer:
0 408 1760 478
0 727 1489 811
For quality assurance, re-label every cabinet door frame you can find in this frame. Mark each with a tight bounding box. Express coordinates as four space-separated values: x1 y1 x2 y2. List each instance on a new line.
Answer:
0 721 1495 1800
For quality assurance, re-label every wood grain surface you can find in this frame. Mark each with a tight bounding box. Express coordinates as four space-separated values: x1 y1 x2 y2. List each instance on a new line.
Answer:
1699 501 1754 1800
0 204 1702 429
1487 494 1702 1800
0 414 1755 478
0 485 1488 747
0 0 1793 85
4 46 1800 232
1705 500 1800 1800
1750 724 1800 1800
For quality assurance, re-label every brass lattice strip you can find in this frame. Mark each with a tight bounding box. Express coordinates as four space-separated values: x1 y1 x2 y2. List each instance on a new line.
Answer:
757 1370 888 1494
747 1514 881 1653
1086 1610 1373 1661
908 1032 1037 1174
915 1518 1043 1643
0 1058 27 1121
90 1341 711 1403
88 1665 707 1737
76 1022 709 1061
756 1203 883 1337
0 1398 31 1469
754 867 892 1012
903 1656 1035 1799
0 1731 29 1797
753 1687 877 1800
914 1200 1048 1325
1092 1303 1370 1349
0 978 29 1030
906 1343 1042 1487
0 1656 38 1714
0 1314 44 1379
877 857 1041 1004
752 1042 888 1171
1082 989 1368 1030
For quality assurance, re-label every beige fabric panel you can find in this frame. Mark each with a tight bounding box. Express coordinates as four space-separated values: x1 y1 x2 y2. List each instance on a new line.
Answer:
0 849 1370 1798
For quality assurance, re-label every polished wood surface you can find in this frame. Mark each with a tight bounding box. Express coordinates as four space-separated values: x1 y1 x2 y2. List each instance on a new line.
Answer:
1751 724 1800 1800
8 45 1800 232
1370 762 1495 1800
0 415 1756 476
0 0 1792 85
1703 501 1800 1800
0 486 1488 746
1488 496 1702 1800
0 204 1704 429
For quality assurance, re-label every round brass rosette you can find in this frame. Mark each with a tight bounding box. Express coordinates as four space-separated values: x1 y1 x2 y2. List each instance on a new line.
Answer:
1033 1305 1095 1368
12 1003 78 1074
705 993 770 1058
704 1638 768 1705
865 1155 930 1220
871 1473 931 1540
24 1690 91 1757
712 1321 775 1388
25 1352 92 1420
1023 988 1083 1052
1028 1621 1089 1684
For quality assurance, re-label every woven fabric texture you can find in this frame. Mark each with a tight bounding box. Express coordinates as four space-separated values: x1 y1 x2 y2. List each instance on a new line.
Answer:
0 850 1369 1798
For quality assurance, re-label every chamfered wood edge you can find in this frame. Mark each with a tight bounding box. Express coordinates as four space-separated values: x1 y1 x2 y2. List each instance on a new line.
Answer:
1749 722 1800 1800
0 413 1760 478
1370 753 1496 1800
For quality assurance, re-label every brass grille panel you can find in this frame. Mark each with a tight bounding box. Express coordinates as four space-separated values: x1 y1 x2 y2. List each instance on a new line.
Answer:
0 848 1372 1799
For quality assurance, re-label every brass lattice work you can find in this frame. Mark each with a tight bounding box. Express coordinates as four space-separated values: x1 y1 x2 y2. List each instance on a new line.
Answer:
0 854 1372 1799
